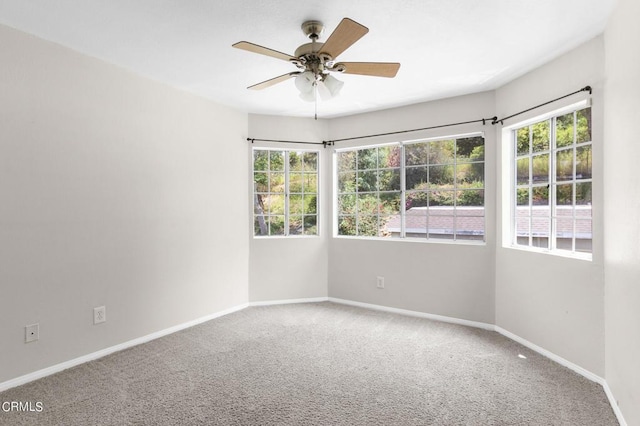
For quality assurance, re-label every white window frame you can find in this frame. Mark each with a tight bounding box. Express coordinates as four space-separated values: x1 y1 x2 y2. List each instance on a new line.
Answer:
333 132 485 244
501 100 592 260
252 147 320 238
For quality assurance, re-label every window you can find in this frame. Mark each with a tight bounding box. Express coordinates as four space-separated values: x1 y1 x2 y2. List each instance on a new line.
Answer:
253 148 318 237
511 106 592 257
335 134 485 241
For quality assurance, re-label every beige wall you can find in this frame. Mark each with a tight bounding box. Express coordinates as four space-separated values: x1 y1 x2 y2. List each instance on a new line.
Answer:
494 36 606 376
247 114 329 302
327 92 497 324
604 0 640 423
0 25 249 383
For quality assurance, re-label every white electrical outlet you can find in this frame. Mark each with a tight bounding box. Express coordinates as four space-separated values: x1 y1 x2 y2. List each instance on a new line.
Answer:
376 276 385 289
94 306 106 324
25 323 39 343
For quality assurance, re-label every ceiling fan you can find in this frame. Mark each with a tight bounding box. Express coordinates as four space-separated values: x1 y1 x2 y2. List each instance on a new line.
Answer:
232 18 400 102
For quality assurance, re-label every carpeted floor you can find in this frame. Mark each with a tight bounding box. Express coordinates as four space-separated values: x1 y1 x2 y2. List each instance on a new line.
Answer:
0 302 618 425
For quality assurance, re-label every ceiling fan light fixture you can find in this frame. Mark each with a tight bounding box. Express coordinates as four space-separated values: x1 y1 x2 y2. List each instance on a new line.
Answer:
295 70 316 94
323 74 344 97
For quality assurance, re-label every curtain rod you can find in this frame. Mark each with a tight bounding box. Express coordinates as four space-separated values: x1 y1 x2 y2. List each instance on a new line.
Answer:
247 138 335 148
322 117 497 144
492 86 592 125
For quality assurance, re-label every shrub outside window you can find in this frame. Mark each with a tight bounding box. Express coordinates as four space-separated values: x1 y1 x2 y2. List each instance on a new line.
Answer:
335 134 485 242
512 106 592 257
253 148 318 237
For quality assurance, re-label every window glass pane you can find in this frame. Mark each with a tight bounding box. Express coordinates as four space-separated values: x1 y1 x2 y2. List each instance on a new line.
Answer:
357 148 377 170
532 120 550 152
379 169 401 191
531 217 550 249
576 145 592 179
576 108 592 143
357 194 378 215
405 204 427 238
289 151 303 171
303 152 318 171
269 172 285 192
303 173 317 193
254 172 268 192
429 165 454 187
556 112 574 148
406 166 428 191
267 194 285 215
338 172 356 193
254 216 268 236
556 149 574 182
290 172 302 193
532 186 549 206
357 170 377 192
532 154 549 184
380 192 401 215
517 187 529 206
517 158 529 185
269 151 285 171
338 194 356 215
338 216 356 236
428 190 455 206
517 127 529 156
303 194 317 214
253 150 269 171
428 215 454 240
289 195 303 214
303 215 317 235
378 145 401 168
575 219 592 253
406 191 428 209
357 216 378 236
456 209 485 240
457 162 484 185
516 213 530 243
269 216 285 236
555 218 574 250
289 216 302 235
338 151 356 172
576 182 592 206
405 142 428 166
556 183 573 206
457 189 484 207
456 137 484 162
429 139 455 164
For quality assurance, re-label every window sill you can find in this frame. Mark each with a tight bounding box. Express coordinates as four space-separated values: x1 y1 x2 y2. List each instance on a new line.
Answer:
504 244 592 261
333 235 486 246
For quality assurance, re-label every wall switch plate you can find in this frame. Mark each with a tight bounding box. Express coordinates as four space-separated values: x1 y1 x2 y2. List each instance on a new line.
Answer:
376 276 385 289
25 323 39 343
94 306 106 324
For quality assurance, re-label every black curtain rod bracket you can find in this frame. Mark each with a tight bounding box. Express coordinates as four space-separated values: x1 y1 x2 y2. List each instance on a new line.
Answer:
246 137 326 147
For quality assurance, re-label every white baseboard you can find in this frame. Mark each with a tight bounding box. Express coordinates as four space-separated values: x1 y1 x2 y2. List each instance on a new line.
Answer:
494 326 627 426
0 302 249 393
249 297 329 307
328 297 495 331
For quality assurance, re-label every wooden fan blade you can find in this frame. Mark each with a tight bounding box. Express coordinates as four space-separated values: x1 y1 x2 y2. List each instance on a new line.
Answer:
337 62 401 78
320 18 369 59
248 72 300 90
232 41 296 62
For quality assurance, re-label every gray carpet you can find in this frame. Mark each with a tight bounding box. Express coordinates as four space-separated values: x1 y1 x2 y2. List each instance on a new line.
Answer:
0 302 618 425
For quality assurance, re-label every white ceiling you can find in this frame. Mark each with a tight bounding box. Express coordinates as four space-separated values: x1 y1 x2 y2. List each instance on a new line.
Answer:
0 0 614 118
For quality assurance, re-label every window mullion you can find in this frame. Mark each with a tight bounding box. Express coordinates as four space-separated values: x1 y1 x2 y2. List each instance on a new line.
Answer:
400 144 406 239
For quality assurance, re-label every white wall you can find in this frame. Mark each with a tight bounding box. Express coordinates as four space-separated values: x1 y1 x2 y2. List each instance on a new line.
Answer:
494 36 605 376
604 0 640 423
327 92 497 324
248 115 329 302
0 25 249 384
